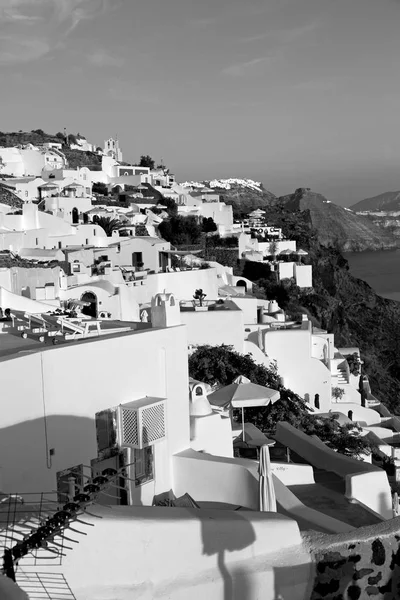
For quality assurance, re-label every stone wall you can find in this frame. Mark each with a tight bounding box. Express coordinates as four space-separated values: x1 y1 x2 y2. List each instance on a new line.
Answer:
305 517 400 599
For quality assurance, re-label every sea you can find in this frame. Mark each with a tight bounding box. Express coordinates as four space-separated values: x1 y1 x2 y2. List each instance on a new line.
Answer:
344 249 400 302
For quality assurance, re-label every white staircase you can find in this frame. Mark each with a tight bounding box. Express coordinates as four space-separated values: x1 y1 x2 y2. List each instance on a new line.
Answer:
337 365 348 384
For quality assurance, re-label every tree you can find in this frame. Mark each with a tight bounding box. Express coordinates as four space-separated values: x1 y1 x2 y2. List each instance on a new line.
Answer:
188 344 373 459
92 182 108 196
193 289 207 307
159 197 177 216
202 217 218 233
55 132 65 140
31 129 45 136
344 353 361 376
302 414 373 459
189 345 281 390
68 134 77 145
139 155 155 170
242 261 271 282
93 216 121 236
158 215 202 246
135 224 149 236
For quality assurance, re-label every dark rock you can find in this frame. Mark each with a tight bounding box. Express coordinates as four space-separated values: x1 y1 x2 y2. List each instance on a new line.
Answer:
314 579 340 595
348 555 361 564
353 568 373 580
347 585 361 599
371 540 386 566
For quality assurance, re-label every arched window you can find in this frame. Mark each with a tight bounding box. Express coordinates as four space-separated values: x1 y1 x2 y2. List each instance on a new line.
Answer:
81 292 97 318
236 280 247 292
170 296 175 307
195 386 203 396
314 394 320 409
72 207 79 224
348 410 353 421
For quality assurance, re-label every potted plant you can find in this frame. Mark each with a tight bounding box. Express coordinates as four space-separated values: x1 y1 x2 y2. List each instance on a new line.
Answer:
193 289 208 311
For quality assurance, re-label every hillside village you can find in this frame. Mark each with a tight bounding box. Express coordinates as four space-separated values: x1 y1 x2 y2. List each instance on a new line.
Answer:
2 132 400 599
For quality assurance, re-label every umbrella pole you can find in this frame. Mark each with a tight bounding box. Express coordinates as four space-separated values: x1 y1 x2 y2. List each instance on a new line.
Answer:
242 407 245 443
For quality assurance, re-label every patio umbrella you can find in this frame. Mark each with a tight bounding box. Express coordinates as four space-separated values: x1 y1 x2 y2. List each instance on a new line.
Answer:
278 248 295 256
207 375 280 441
296 249 308 256
259 444 277 512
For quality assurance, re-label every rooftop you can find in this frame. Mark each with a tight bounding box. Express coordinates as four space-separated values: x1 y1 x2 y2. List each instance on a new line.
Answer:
0 318 159 361
0 251 59 269
180 300 241 312
0 185 24 209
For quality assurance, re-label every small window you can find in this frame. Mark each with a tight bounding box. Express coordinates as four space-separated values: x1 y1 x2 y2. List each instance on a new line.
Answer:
93 229 96 236
85 239 89 245
35 238 39 245
95 410 116 453
195 386 203 396
134 447 153 486
58 242 62 249
72 263 81 273
25 191 28 197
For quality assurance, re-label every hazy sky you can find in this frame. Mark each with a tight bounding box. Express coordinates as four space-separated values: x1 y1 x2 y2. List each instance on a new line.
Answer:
1 0 400 205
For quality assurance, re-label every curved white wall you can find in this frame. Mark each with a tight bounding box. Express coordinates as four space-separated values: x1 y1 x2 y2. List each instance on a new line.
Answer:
54 505 313 600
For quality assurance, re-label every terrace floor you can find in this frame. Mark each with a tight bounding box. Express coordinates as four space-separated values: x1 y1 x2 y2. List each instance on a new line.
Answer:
289 468 382 528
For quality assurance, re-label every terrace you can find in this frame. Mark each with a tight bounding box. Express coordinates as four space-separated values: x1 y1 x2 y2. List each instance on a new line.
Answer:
0 310 151 360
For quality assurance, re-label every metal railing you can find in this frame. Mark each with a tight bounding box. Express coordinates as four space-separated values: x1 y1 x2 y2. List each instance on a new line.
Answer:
1 463 135 583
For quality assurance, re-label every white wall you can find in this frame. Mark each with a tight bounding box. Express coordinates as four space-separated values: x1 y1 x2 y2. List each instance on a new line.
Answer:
230 297 258 324
295 265 312 288
131 268 219 305
181 307 245 352
201 202 233 231
263 327 332 411
5 266 61 299
0 147 24 176
173 449 259 509
279 262 294 280
275 422 392 519
190 413 233 457
271 463 315 486
0 286 55 314
0 325 189 497
112 238 171 272
54 505 313 600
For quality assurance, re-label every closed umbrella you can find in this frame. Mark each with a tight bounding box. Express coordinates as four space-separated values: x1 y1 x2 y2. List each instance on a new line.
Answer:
259 444 277 512
393 492 399 517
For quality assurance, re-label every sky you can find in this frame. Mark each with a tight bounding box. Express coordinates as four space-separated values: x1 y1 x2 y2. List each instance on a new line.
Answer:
1 0 400 206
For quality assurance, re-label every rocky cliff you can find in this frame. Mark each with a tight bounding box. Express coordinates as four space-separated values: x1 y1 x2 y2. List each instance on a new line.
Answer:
279 188 398 252
352 191 400 213
260 204 400 414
